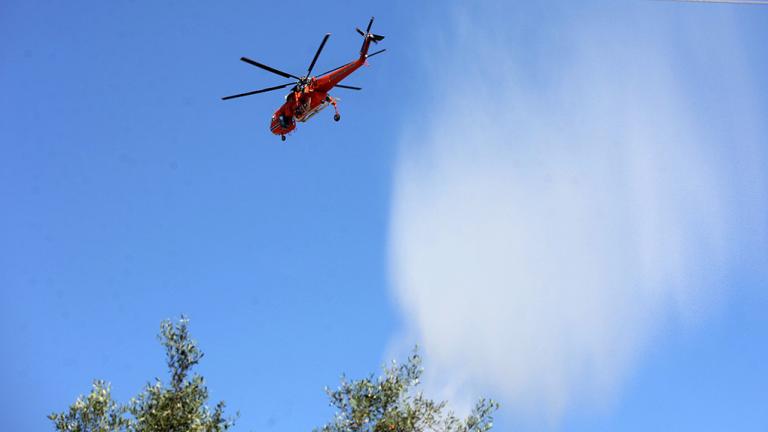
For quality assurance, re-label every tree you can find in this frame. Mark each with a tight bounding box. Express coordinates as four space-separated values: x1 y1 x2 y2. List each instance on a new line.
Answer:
316 350 498 432
49 317 235 432
51 319 498 432
48 380 130 432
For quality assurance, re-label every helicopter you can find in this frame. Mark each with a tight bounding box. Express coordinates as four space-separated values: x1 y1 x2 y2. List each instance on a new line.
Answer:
222 17 385 141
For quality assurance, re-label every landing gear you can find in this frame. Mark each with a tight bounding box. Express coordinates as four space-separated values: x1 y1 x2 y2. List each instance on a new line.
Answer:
281 135 286 141
328 95 341 123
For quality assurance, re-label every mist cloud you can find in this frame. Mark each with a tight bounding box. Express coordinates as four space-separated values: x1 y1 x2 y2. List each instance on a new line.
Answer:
389 6 765 420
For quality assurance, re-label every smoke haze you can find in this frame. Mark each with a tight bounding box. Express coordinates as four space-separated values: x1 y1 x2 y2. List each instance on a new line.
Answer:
389 5 766 421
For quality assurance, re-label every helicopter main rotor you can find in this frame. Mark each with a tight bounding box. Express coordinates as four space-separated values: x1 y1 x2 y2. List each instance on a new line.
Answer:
222 32 340 100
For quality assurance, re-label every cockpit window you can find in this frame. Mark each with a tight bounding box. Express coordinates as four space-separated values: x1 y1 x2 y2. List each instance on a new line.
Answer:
278 114 293 128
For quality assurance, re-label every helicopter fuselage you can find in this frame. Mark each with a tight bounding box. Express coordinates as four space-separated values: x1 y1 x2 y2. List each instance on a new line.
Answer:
270 38 376 136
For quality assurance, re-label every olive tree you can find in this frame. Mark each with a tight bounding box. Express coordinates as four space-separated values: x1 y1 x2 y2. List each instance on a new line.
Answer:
48 380 131 432
49 317 235 432
316 351 498 432
51 319 498 432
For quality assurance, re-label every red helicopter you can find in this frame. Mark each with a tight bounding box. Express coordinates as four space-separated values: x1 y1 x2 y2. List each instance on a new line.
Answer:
222 17 385 141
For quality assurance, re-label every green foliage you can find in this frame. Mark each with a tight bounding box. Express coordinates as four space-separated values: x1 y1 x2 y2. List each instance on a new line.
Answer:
48 381 130 432
317 350 499 432
49 317 235 432
51 320 498 432
129 317 235 432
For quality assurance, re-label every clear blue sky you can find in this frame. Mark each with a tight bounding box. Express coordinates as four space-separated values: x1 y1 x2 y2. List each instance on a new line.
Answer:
1 1 766 431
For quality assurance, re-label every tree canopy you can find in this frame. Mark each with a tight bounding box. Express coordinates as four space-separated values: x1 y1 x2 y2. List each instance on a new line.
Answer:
51 318 497 432
49 317 235 432
317 351 498 432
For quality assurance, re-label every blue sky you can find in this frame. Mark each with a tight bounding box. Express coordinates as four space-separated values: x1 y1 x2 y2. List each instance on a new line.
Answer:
1 1 766 431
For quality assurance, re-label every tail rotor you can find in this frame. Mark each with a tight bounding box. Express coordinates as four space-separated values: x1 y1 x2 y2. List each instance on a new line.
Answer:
358 17 385 56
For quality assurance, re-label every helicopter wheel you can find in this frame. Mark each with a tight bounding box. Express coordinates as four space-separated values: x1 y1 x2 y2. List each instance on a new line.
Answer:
334 113 341 122
281 135 286 141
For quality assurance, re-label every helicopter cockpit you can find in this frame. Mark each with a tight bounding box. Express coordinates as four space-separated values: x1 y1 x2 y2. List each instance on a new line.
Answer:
278 114 294 128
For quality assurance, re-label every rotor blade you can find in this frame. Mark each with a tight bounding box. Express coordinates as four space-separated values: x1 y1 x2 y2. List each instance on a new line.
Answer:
356 27 366 37
366 17 374 34
318 61 354 77
307 33 330 76
334 84 362 90
366 48 386 59
221 83 294 100
240 57 301 80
